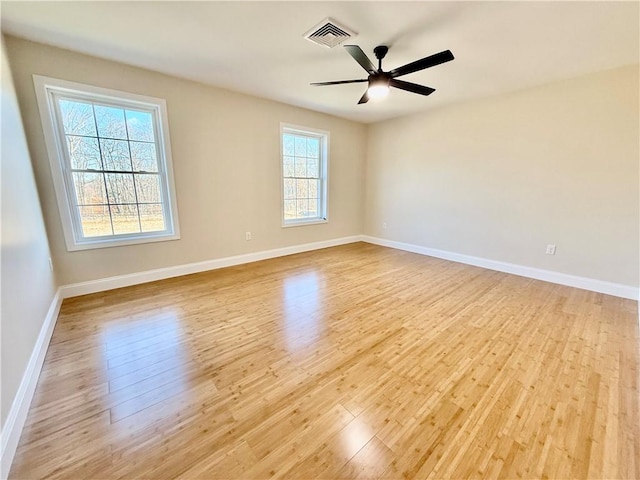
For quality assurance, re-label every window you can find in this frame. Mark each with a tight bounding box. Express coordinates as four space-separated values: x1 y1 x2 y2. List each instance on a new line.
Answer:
33 75 180 250
281 124 328 226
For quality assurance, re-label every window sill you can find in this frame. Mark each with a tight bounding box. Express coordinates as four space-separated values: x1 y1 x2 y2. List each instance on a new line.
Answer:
282 218 328 228
66 232 180 251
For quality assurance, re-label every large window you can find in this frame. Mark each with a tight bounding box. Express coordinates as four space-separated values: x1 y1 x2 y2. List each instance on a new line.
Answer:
281 124 328 226
33 76 180 250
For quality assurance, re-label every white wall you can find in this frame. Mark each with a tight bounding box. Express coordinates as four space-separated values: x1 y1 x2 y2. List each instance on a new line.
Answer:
0 39 57 430
4 36 366 286
365 66 639 287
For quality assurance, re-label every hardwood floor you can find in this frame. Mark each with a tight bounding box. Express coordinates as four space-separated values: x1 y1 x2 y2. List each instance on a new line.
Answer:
9 242 639 479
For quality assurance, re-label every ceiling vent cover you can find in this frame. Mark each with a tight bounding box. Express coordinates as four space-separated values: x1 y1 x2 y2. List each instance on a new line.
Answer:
304 18 356 48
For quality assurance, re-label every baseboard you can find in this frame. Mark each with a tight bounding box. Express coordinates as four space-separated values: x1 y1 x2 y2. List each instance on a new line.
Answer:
59 234 639 301
361 235 639 301
1 288 62 480
60 235 361 298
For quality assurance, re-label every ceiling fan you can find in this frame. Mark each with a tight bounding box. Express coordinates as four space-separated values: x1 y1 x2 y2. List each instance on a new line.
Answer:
311 45 454 104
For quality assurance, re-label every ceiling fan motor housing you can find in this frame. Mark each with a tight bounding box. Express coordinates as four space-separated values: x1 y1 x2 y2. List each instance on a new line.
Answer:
369 73 391 87
373 45 389 61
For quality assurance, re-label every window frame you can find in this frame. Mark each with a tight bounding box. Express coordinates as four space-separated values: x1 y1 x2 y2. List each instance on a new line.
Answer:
33 75 180 251
280 123 329 227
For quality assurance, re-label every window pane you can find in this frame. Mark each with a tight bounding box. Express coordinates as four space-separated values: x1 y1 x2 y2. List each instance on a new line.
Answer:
307 158 319 179
95 105 127 139
294 136 307 157
125 110 154 142
110 204 140 234
283 156 294 178
67 136 102 170
307 137 319 158
79 205 112 237
283 134 295 156
101 139 132 171
135 174 161 203
294 157 306 177
309 179 318 199
284 200 296 219
296 199 309 217
105 173 136 204
130 142 158 172
58 99 96 136
72 172 107 205
283 178 295 199
296 179 308 199
308 199 318 217
139 204 165 232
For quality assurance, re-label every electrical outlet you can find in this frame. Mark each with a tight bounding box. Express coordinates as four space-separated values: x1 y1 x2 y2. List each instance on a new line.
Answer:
48 257 54 271
545 244 556 255
383 222 387 229
245 231 252 241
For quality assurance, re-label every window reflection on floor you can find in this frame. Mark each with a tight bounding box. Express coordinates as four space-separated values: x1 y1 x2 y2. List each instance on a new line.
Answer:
100 311 189 428
282 271 325 353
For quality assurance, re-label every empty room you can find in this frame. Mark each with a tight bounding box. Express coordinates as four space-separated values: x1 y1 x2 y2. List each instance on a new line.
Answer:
1 1 638 479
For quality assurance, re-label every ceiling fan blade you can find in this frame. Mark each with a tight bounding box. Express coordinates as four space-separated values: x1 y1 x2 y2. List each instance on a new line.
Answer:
344 45 377 74
390 79 435 96
358 90 370 104
388 50 454 78
310 79 368 86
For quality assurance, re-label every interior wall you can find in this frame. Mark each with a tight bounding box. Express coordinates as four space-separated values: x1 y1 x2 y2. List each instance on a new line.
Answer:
365 65 639 287
1 39 58 427
4 36 366 286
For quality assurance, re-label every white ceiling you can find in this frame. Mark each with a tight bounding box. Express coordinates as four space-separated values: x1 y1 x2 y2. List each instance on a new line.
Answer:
2 1 638 124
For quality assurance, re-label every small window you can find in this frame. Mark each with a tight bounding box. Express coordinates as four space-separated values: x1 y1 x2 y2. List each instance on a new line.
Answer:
33 76 180 250
281 124 328 226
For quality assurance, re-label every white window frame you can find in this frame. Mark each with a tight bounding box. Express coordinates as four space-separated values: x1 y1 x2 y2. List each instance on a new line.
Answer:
33 75 180 251
280 123 329 227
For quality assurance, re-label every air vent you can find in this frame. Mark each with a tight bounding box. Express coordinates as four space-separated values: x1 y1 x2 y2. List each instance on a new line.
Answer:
304 18 356 48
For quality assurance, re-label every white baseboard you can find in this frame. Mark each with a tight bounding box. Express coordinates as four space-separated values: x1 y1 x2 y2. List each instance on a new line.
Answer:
60 235 361 298
58 234 640 301
1 288 62 480
361 235 639 301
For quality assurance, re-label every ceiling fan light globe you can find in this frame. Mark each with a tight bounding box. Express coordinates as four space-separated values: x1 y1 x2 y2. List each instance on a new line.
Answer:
368 84 389 100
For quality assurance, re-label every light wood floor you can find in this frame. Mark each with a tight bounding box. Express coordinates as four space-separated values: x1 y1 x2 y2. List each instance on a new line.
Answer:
9 243 639 479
